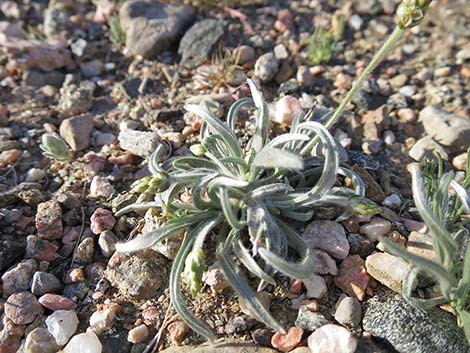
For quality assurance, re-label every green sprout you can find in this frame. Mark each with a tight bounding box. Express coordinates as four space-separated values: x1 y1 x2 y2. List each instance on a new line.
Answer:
109 14 125 45
380 152 470 342
115 79 367 341
39 133 71 162
308 27 337 66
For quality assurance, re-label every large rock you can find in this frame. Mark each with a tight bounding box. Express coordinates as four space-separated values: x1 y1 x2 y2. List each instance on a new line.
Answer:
118 128 160 157
159 341 280 353
59 114 94 151
178 19 224 68
363 286 469 353
302 221 349 260
420 105 470 153
365 252 410 293
104 249 168 300
119 0 195 58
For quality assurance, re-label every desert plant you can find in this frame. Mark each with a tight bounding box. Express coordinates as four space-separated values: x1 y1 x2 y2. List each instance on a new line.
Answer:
380 152 470 342
309 27 337 66
39 133 71 162
109 14 125 45
115 79 368 340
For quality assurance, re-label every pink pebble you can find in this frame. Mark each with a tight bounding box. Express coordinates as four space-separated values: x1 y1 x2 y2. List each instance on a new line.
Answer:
38 294 75 311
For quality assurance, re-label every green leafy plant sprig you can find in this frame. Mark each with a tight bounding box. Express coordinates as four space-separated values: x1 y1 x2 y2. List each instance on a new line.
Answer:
381 151 470 342
115 80 368 340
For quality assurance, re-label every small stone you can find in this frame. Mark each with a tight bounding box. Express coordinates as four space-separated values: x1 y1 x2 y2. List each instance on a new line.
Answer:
90 208 116 234
118 129 160 157
382 194 401 209
59 114 94 151
255 53 279 82
119 0 195 58
397 108 417 123
75 237 95 264
94 132 115 146
311 250 338 275
178 19 224 68
4 292 44 325
35 200 62 240
347 234 375 259
303 274 327 299
434 66 450 77
98 230 119 257
167 321 189 344
271 327 303 352
224 316 248 334
334 255 369 301
406 231 436 261
359 217 392 241
303 221 349 260
334 296 362 327
0 316 25 353
409 136 449 161
39 294 76 311
161 132 183 149
365 252 410 293
350 166 386 203
24 328 60 353
252 328 274 347
1 259 37 297
0 149 22 169
104 250 167 299
25 168 46 182
296 66 313 87
45 310 79 346
58 84 93 118
31 271 61 296
308 324 357 353
26 235 59 262
274 44 288 60
62 331 102 353
127 324 149 344
273 96 302 126
80 60 104 78
452 152 468 171
233 45 255 66
89 176 114 199
202 263 230 293
295 305 329 332
89 308 116 335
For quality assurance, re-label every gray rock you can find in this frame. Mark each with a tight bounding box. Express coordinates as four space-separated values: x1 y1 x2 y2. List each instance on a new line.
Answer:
58 83 93 117
409 136 448 162
59 114 94 151
23 70 65 88
119 0 195 58
2 258 37 297
254 53 279 83
44 5 69 39
347 233 375 259
178 19 224 68
295 305 330 332
31 271 62 296
104 250 168 300
118 128 160 157
80 60 104 78
363 286 469 353
98 230 119 257
35 200 62 240
0 240 24 272
75 237 95 264
334 296 362 327
303 220 349 260
4 291 44 325
24 328 60 353
419 106 470 153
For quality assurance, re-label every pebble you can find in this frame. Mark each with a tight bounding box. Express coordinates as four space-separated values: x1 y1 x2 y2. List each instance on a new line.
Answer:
98 230 119 257
406 231 436 261
312 249 338 275
397 108 417 123
452 152 468 171
409 136 449 161
94 132 115 146
118 128 160 157
89 176 115 199
104 250 167 299
74 237 95 264
62 331 102 353
383 130 395 145
25 168 46 182
303 274 327 299
272 96 302 126
0 149 22 169
167 320 189 344
119 0 195 58
252 328 274 347
334 255 369 301
90 208 116 234
296 66 313 87
233 45 255 66
89 308 116 334
162 132 183 149
347 233 375 259
1 258 37 297
31 271 61 296
334 296 362 327
365 252 410 293
202 263 231 293
434 66 450 77
403 219 427 233
274 44 288 60
307 324 357 353
295 305 329 332
271 327 303 352
80 60 104 78
178 19 224 68
59 114 94 151
26 235 59 262
0 316 26 353
58 84 93 118
45 310 79 346
39 293 76 311
255 53 279 82
382 194 401 209
420 105 470 153
4 291 44 325
303 221 349 260
24 328 60 353
35 200 62 240
359 217 392 241
348 14 363 30
127 324 149 344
